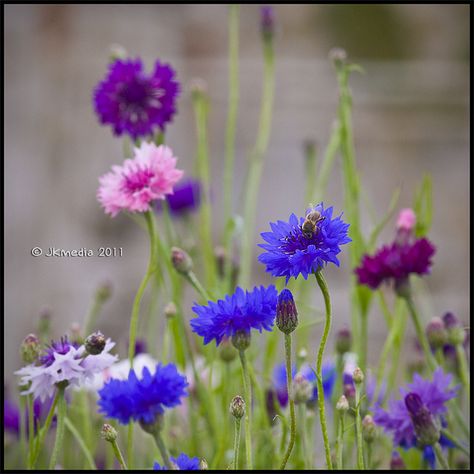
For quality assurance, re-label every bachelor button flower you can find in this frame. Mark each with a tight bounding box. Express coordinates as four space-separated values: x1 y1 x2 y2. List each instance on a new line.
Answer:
97 142 184 217
355 238 435 290
258 203 351 282
156 178 201 216
374 368 458 468
97 363 188 425
153 453 200 470
93 58 179 139
15 336 117 402
190 285 278 347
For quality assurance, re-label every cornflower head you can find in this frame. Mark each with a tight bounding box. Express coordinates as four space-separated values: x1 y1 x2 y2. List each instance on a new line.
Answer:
97 363 188 425
190 285 278 348
93 58 179 139
15 335 117 402
258 203 350 282
153 453 200 470
97 142 183 217
373 368 458 468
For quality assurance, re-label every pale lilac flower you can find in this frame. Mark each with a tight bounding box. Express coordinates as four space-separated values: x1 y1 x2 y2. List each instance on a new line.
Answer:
97 143 184 217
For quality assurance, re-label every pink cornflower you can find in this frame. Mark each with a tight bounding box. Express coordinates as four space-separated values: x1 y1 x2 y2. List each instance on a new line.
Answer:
97 142 184 217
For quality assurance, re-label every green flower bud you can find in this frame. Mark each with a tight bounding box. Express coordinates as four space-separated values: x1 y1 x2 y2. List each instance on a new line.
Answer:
171 247 193 275
101 423 117 442
230 395 245 419
85 331 106 355
20 334 41 364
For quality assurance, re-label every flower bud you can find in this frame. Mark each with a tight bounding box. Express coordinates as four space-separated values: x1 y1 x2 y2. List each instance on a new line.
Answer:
291 373 313 404
353 367 364 385
139 413 164 435
276 289 298 335
20 334 41 364
343 384 356 408
101 423 117 442
260 5 274 41
85 331 106 355
164 302 178 319
171 247 193 275
329 47 347 68
199 459 208 470
219 337 237 363
96 280 113 303
390 451 406 470
230 395 245 419
231 330 251 351
336 395 349 412
335 327 352 355
362 414 376 443
425 317 447 350
404 393 440 447
442 312 465 345
189 78 208 100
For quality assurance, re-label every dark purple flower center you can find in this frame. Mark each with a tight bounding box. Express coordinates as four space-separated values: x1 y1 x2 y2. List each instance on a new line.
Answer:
39 336 77 367
122 167 154 193
117 78 165 120
281 225 322 255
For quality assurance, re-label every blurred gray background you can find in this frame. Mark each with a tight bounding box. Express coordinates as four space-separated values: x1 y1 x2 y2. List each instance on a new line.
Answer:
4 4 469 382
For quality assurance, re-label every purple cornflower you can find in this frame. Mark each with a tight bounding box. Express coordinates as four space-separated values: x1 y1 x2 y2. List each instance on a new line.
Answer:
153 453 200 470
156 178 201 216
4 397 19 434
190 286 278 346
355 238 435 290
374 368 458 467
98 363 188 425
258 203 351 282
93 58 179 139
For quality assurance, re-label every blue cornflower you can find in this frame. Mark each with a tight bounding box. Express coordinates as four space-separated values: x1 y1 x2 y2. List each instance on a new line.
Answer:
97 363 188 425
374 368 459 467
153 453 200 470
258 203 351 282
190 285 278 346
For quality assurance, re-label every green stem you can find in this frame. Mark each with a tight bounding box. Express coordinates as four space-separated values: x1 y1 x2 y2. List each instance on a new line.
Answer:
153 431 173 470
83 296 103 336
110 436 128 470
354 384 365 470
48 386 66 470
280 333 296 469
238 36 275 289
315 270 333 470
404 294 437 372
433 442 450 470
30 388 60 468
27 394 34 469
79 391 93 469
455 343 470 401
366 443 372 470
440 429 470 457
127 424 133 470
298 404 308 469
233 418 242 470
185 270 211 301
335 412 345 470
64 417 97 469
239 350 253 469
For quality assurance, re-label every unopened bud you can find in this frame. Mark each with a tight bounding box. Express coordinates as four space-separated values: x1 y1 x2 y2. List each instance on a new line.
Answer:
101 423 117 442
231 330 251 352
171 247 193 275
362 414 376 443
297 348 308 364
335 327 352 355
291 373 313 404
230 395 245 419
343 384 356 407
396 208 416 232
139 413 164 435
353 367 364 385
426 317 447 350
336 395 349 412
442 312 465 345
109 44 127 62
164 302 178 319
199 459 208 470
85 331 106 355
405 393 440 447
276 289 298 334
329 47 347 68
20 334 41 364
190 78 208 100
219 337 237 363
390 451 406 470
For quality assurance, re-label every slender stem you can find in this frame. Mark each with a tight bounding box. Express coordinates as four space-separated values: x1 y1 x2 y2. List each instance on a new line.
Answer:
440 429 470 457
64 417 97 469
404 295 437 372
314 270 333 470
335 412 345 470
366 443 372 470
27 394 34 469
238 36 275 289
239 350 253 469
79 391 93 469
128 211 157 364
127 424 133 470
153 431 173 470
280 333 296 469
48 386 66 470
110 436 128 470
455 343 470 401
433 442 450 470
83 297 103 336
298 404 308 469
185 270 211 301
30 388 60 468
354 384 365 470
233 418 242 470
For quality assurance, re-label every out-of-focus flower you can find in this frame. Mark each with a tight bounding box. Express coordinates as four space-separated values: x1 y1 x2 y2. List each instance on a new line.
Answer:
190 286 277 346
153 453 200 470
93 58 179 139
260 5 275 40
355 238 435 290
15 336 117 402
300 361 336 403
97 143 183 217
156 178 201 216
396 208 416 232
258 203 350 282
98 363 188 425
272 362 296 408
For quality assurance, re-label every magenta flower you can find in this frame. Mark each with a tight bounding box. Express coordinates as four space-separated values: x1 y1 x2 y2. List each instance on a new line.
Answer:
97 143 184 217
355 238 435 290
